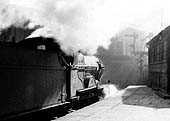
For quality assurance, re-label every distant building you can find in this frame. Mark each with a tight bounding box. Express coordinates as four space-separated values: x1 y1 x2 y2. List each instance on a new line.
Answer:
118 28 147 56
97 27 148 57
109 37 123 55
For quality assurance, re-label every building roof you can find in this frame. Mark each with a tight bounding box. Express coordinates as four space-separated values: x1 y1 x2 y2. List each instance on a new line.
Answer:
147 25 170 45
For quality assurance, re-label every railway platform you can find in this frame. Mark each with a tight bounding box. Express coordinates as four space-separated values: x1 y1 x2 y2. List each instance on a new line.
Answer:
54 85 170 121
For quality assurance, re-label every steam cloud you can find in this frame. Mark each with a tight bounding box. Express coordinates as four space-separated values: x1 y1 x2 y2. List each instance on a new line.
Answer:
0 0 112 54
101 84 118 98
1 0 170 54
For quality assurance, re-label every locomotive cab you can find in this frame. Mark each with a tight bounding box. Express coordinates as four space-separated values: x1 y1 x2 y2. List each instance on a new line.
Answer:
72 52 104 88
70 52 105 108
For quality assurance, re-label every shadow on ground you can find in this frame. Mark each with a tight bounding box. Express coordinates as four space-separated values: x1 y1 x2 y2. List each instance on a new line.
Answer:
122 86 170 109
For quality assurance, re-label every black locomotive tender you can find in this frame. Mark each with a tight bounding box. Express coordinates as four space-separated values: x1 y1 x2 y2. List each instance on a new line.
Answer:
0 37 105 120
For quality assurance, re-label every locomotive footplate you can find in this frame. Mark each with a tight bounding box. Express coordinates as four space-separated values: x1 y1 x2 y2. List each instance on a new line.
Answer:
75 86 103 109
76 86 103 96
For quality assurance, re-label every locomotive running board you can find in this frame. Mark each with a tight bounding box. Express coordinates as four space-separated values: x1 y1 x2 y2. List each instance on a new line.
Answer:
76 86 103 96
74 86 103 109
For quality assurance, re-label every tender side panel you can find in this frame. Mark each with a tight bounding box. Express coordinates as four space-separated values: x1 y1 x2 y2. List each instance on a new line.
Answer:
0 45 66 118
70 70 84 97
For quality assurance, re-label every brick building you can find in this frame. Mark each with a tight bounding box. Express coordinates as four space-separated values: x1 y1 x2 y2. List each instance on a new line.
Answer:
147 26 170 94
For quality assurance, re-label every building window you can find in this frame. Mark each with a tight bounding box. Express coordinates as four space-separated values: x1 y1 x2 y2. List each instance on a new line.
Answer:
163 40 167 61
153 46 156 63
157 43 159 62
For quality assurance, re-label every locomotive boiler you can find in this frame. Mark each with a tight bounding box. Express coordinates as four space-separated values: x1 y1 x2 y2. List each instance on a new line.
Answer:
0 37 104 120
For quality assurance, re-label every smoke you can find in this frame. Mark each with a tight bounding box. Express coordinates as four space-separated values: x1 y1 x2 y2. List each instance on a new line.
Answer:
100 84 119 98
0 0 27 28
0 0 111 54
1 0 170 54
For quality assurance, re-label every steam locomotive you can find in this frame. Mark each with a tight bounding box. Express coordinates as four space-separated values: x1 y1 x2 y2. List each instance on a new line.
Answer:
0 37 104 120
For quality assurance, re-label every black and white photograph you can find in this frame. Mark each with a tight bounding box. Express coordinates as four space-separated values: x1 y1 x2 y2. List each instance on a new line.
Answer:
0 0 170 121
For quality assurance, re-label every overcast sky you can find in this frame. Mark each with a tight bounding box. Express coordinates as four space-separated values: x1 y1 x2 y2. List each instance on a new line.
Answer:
8 0 170 34
1 0 170 54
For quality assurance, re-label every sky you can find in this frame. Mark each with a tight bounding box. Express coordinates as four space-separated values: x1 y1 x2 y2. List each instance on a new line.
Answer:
0 0 170 54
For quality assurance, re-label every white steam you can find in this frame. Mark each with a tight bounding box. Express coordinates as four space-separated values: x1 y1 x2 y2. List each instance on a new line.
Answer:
1 0 170 54
101 84 119 98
